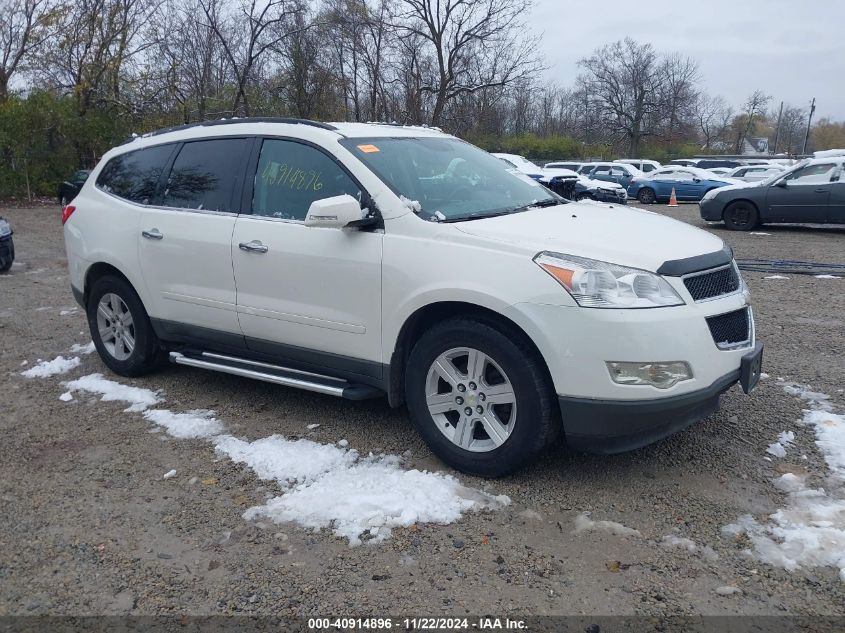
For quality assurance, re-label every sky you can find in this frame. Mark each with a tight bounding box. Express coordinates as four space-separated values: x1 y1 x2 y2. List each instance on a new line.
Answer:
527 0 845 121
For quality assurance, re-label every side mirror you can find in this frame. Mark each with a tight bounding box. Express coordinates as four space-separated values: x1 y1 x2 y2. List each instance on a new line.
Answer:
775 180 788 188
304 194 364 229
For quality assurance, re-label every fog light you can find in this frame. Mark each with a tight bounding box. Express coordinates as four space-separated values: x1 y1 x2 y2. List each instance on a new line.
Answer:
606 361 693 389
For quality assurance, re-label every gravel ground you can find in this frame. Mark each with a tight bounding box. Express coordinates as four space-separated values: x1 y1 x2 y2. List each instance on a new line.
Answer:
0 203 843 617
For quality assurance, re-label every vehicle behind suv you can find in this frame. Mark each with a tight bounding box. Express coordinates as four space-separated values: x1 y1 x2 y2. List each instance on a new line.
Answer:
63 118 763 477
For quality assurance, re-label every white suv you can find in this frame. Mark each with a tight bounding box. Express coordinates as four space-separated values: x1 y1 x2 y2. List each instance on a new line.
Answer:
63 119 763 477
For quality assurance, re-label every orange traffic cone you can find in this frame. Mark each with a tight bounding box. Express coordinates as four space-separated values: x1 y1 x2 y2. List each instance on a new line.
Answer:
668 187 678 207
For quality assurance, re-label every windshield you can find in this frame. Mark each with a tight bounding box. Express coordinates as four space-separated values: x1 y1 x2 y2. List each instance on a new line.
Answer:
341 137 561 221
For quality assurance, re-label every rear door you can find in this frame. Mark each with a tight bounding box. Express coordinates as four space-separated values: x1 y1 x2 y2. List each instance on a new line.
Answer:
137 137 251 347
765 162 836 223
231 137 383 377
827 166 845 223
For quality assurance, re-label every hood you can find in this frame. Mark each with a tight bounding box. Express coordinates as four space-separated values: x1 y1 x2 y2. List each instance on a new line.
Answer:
538 167 579 183
579 177 623 190
709 180 763 195
453 202 724 273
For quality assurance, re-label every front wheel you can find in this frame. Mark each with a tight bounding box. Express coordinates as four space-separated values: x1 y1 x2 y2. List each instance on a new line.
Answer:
637 188 656 204
405 318 559 477
87 275 166 376
723 201 759 231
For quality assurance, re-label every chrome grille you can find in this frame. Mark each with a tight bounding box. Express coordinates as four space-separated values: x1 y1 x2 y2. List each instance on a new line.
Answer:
706 308 751 349
684 264 740 301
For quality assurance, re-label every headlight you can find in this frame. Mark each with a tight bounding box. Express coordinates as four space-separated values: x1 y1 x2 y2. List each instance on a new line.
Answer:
606 361 693 389
534 252 685 308
701 188 720 202
0 219 11 238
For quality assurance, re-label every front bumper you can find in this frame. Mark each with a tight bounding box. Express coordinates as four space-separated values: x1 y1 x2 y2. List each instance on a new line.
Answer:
699 197 723 221
560 342 762 453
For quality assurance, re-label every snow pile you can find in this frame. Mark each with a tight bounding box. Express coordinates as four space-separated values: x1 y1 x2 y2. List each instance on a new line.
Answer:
723 383 845 581
53 372 509 545
573 512 641 538
764 275 789 280
69 341 96 354
660 534 719 561
814 275 841 280
21 356 81 378
215 434 509 545
143 409 224 439
766 431 795 458
64 373 162 412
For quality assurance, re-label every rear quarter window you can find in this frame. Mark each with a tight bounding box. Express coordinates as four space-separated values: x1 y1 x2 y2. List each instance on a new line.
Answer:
96 144 177 204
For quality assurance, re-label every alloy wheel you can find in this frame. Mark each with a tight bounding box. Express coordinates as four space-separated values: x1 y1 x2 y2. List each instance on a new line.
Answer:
96 292 136 360
424 347 517 452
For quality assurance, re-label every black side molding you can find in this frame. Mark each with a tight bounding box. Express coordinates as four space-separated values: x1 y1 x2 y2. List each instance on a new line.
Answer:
657 243 733 276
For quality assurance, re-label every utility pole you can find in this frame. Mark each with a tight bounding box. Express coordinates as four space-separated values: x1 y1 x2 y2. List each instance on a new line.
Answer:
802 97 816 155
772 101 784 154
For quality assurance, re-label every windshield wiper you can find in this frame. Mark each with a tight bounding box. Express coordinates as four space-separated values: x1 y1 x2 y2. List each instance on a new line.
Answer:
509 198 561 213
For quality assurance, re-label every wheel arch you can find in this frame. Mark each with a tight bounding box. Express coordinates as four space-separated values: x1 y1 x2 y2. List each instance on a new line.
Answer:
387 300 553 408
83 262 138 307
722 198 760 217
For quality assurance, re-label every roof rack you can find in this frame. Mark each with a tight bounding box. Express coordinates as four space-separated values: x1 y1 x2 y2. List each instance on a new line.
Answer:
122 117 338 144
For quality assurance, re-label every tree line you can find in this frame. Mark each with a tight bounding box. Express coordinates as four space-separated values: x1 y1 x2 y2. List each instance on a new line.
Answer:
1 0 843 198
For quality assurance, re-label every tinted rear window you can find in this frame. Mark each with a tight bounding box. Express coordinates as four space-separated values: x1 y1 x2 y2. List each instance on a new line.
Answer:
96 144 176 204
162 138 250 212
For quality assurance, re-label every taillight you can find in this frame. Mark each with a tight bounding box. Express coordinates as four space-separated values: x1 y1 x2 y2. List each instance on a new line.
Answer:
61 205 76 225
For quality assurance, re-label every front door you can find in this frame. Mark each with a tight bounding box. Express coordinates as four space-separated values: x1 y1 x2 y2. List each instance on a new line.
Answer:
231 138 383 378
764 162 836 223
138 137 251 346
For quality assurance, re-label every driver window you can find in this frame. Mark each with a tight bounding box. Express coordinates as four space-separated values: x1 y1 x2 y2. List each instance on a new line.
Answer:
252 139 360 220
785 163 836 185
653 171 675 181
674 172 694 181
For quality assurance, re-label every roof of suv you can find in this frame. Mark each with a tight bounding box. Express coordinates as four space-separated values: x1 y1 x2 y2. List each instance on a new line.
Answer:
124 118 448 146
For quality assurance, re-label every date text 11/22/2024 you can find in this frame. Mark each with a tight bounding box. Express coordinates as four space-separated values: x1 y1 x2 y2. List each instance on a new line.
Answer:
307 617 528 630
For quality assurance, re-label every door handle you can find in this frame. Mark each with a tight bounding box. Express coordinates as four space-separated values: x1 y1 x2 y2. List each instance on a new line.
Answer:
142 228 163 240
239 240 268 254
814 188 828 193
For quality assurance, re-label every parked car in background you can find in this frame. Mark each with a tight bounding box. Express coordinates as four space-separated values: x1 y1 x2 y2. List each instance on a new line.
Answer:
707 167 733 176
725 164 785 182
579 162 643 189
627 166 741 204
668 159 700 167
539 170 627 204
696 159 743 170
0 216 14 273
62 118 763 476
492 153 544 180
614 159 661 173
700 156 845 230
544 161 585 173
59 169 91 206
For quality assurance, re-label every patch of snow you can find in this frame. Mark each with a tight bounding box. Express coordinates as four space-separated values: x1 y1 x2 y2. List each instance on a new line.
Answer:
59 391 74 402
399 195 422 214
306 423 320 430
660 535 719 560
338 439 349 447
63 373 162 412
143 409 224 439
749 232 771 236
715 586 742 596
574 513 641 538
724 383 845 581
764 275 789 280
21 355 81 378
69 341 96 354
59 309 77 316
766 431 795 458
214 433 509 545
761 372 770 379
163 469 177 479
814 275 841 279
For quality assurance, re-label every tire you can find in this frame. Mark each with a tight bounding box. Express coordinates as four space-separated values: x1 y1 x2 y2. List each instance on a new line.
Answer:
86 275 166 376
637 188 656 204
0 237 13 273
723 201 759 231
404 318 559 477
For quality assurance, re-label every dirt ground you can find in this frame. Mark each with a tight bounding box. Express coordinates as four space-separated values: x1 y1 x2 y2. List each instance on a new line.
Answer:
1 202 844 618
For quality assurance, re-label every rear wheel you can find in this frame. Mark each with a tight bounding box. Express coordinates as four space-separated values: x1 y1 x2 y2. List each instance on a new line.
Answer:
723 201 759 231
405 318 559 477
637 188 656 204
87 275 166 376
0 236 13 273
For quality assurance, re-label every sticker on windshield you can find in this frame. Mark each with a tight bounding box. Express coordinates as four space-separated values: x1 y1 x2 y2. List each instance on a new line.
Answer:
357 144 380 153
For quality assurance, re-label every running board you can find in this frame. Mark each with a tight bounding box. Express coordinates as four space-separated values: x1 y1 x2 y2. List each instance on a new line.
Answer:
168 351 382 400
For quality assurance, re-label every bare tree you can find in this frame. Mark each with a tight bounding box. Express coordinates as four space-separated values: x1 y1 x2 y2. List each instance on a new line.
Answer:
578 39 665 157
396 0 540 127
733 89 770 153
657 53 699 142
695 94 732 150
0 0 61 101
199 0 306 116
